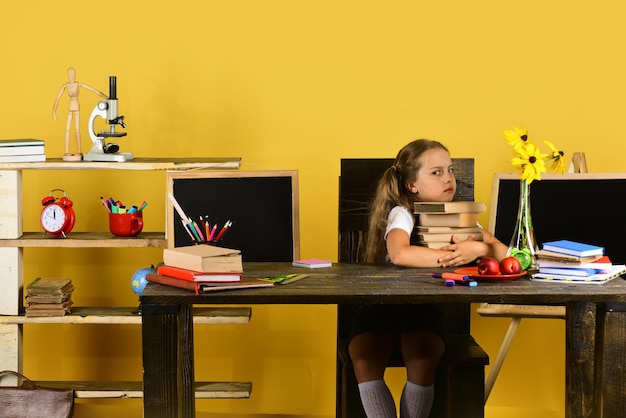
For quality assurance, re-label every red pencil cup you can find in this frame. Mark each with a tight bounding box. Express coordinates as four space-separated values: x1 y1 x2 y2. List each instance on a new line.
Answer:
109 212 143 237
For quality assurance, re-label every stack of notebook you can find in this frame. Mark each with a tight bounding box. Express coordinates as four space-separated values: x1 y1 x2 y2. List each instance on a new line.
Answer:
413 201 486 248
25 278 74 317
532 240 626 284
0 139 46 163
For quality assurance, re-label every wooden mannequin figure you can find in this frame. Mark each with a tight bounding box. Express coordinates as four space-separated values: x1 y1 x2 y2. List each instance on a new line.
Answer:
52 67 107 161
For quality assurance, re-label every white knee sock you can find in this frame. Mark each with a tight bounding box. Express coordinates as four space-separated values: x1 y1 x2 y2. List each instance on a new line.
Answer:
400 381 434 418
358 379 397 418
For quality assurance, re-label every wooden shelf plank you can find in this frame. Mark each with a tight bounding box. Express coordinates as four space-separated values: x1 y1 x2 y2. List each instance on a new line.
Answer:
0 157 242 171
1 306 251 325
0 232 166 248
32 380 252 399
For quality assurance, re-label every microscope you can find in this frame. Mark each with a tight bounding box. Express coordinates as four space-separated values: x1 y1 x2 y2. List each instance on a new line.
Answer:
84 76 133 162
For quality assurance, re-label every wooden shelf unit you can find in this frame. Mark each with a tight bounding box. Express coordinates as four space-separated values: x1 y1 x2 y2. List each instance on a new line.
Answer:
0 159 251 399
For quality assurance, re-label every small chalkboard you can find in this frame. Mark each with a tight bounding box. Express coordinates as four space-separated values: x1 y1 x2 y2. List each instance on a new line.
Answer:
166 170 300 262
489 173 626 264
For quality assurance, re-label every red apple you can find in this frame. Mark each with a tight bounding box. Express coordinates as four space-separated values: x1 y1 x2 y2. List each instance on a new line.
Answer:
478 257 500 275
499 256 522 274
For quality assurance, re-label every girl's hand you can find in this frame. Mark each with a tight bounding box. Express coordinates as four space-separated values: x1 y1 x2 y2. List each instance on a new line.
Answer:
437 236 487 268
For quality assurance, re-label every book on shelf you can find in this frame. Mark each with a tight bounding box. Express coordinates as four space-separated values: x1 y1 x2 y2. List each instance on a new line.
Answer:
26 278 74 295
26 299 73 311
413 201 486 214
538 255 612 271
25 306 72 317
0 153 46 163
416 232 483 242
25 276 73 316
416 225 482 234
0 144 45 156
292 258 332 268
157 264 241 282
531 264 626 285
0 138 45 147
162 245 243 273
417 212 479 227
25 292 73 304
146 273 273 294
541 240 604 258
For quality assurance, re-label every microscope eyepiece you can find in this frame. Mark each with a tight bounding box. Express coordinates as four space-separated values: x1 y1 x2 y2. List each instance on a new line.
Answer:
109 76 117 100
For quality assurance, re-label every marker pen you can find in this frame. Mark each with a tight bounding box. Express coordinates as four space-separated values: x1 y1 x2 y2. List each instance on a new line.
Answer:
432 272 477 287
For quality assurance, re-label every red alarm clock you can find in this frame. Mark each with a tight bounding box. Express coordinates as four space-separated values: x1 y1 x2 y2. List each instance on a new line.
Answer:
40 189 75 237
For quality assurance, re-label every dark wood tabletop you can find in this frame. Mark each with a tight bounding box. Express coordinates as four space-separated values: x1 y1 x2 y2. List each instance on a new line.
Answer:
141 262 626 305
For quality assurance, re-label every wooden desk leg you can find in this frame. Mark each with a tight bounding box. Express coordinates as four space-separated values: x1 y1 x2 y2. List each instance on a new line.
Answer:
566 302 597 418
142 303 195 418
596 303 626 416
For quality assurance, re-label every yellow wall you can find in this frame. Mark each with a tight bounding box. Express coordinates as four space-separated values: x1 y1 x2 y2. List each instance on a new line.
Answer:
3 1 625 417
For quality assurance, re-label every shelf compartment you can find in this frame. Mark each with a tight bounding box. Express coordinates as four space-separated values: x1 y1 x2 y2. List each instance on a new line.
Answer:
1 306 251 325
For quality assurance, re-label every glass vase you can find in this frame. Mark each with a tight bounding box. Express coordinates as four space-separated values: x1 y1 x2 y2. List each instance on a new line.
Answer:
507 178 539 272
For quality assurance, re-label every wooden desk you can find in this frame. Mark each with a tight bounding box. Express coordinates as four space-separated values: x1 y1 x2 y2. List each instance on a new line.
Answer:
141 263 626 418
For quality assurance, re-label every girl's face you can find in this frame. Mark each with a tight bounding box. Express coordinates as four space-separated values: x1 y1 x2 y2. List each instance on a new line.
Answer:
407 148 456 202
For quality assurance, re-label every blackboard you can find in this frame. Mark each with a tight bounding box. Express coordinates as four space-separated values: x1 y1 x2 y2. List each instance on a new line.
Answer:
488 173 626 264
166 170 300 262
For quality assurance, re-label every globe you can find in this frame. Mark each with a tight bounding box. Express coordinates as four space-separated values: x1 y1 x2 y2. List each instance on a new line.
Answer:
131 266 156 296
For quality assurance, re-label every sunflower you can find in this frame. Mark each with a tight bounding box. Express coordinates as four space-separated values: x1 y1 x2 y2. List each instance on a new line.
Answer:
511 141 548 183
504 127 564 183
544 140 565 174
504 126 528 148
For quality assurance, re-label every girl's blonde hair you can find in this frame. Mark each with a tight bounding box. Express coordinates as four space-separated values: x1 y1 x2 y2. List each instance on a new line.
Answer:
365 139 449 263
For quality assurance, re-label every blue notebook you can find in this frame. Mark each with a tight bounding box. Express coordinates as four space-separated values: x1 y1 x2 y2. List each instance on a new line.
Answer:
541 240 604 258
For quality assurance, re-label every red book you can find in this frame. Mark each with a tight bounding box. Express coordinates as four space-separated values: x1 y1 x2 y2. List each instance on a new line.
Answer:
157 265 241 282
147 273 198 293
147 273 274 295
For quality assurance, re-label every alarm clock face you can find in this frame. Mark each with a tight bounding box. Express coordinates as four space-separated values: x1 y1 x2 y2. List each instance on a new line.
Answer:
41 204 68 234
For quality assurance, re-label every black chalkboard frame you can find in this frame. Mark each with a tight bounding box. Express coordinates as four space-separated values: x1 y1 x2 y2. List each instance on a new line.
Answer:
488 172 626 264
166 170 300 262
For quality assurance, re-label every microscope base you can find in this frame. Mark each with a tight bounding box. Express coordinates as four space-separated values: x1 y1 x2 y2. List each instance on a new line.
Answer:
83 151 134 162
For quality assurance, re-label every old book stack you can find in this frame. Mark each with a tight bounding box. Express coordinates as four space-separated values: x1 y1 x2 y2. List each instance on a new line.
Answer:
25 278 74 317
532 239 626 284
147 245 272 293
0 138 46 163
413 201 487 249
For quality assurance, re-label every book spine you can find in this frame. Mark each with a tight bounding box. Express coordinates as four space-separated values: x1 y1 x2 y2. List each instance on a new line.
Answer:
157 265 196 282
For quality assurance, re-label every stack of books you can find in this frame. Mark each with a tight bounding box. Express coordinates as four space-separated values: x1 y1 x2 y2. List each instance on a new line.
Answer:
0 139 46 163
147 245 272 293
532 239 626 284
25 278 74 317
413 201 487 248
